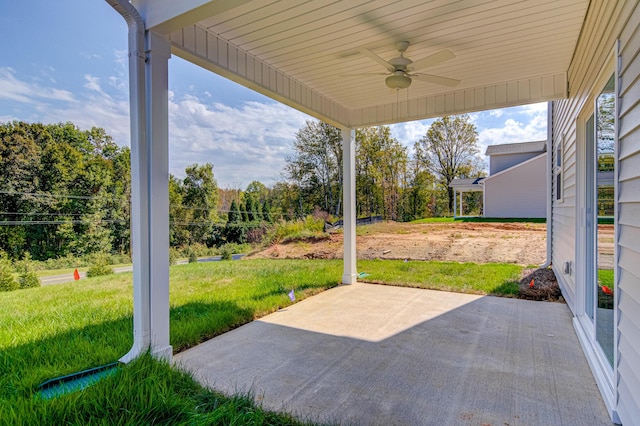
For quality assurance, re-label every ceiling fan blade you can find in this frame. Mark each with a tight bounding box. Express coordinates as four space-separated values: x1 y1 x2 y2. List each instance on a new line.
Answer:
359 48 394 72
409 49 455 71
338 72 389 77
412 73 460 87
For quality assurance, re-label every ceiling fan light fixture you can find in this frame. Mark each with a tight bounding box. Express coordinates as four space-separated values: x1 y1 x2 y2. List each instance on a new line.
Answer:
385 72 412 89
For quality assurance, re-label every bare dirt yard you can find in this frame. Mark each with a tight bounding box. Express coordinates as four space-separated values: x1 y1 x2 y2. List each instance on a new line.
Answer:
250 221 547 266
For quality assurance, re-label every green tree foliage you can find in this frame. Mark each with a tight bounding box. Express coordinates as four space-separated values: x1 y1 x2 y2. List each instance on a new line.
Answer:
182 163 219 245
261 201 272 223
227 199 241 223
0 122 130 260
284 120 343 216
19 270 40 289
356 127 408 220
414 115 483 214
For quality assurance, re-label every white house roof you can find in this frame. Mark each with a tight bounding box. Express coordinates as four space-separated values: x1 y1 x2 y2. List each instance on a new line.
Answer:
132 0 589 128
449 177 484 192
485 140 547 156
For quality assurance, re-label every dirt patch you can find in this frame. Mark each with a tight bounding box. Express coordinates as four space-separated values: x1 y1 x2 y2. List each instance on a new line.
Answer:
518 267 563 302
249 221 547 266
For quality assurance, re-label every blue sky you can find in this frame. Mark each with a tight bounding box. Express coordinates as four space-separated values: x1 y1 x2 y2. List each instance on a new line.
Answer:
0 1 547 189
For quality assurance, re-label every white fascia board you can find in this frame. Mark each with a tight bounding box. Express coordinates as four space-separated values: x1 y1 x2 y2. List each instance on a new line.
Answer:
170 26 350 129
133 0 252 34
349 73 568 128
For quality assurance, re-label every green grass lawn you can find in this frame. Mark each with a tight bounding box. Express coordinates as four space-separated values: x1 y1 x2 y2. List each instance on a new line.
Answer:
0 258 523 424
358 260 522 295
35 263 132 278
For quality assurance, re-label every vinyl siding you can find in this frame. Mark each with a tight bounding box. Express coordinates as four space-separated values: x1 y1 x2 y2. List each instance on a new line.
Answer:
484 154 546 218
617 1 640 422
489 152 542 175
552 0 640 422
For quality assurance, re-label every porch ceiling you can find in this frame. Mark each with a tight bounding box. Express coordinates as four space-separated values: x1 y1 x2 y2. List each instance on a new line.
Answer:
133 0 589 128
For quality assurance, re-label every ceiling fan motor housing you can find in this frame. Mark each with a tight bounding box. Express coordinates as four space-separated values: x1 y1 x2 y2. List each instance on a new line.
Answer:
386 71 412 89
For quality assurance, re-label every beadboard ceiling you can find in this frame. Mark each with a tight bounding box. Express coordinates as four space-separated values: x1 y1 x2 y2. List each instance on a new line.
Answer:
133 0 589 128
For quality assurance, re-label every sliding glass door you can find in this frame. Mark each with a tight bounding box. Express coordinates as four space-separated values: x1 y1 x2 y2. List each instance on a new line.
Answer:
584 74 615 367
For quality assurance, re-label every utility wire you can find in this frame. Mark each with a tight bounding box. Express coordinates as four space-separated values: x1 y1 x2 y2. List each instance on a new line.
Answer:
0 190 114 201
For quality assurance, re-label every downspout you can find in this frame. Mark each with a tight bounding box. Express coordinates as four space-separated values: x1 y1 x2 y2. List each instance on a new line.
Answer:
540 101 553 268
106 0 149 362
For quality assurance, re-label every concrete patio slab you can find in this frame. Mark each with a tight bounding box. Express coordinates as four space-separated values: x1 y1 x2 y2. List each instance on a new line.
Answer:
175 283 611 425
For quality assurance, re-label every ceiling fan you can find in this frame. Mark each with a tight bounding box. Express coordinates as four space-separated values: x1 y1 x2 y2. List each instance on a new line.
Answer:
359 41 460 90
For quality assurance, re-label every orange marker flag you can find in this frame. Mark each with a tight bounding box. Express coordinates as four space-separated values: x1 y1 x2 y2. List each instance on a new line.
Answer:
529 279 535 288
73 268 80 281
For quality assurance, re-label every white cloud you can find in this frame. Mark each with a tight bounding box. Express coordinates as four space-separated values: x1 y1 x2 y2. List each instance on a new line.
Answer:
390 120 432 148
0 67 75 103
168 95 310 187
477 107 547 154
84 74 104 93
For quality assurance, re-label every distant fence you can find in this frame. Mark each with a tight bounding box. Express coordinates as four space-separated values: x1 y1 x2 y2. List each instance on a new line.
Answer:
324 215 383 231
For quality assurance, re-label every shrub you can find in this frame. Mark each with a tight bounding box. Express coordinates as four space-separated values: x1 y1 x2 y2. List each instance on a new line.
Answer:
19 271 40 289
87 263 114 278
0 258 19 292
187 249 198 263
169 247 180 265
86 254 113 278
13 252 33 274
219 245 233 261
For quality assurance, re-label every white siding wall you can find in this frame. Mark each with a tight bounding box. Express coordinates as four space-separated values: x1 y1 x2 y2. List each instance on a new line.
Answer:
617 2 640 422
552 0 640 423
484 154 546 218
489 152 541 175
552 0 633 314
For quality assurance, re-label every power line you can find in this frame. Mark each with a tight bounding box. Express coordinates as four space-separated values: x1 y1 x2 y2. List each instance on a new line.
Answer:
0 211 86 217
0 190 105 200
0 219 128 226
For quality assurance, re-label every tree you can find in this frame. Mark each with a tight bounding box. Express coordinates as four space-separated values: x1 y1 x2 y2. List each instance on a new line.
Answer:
182 163 218 245
228 199 241 223
356 126 408 220
414 115 482 214
284 120 343 216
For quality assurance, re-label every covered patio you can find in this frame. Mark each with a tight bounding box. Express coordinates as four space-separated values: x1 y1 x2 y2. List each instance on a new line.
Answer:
176 283 610 425
106 0 582 361
103 0 632 423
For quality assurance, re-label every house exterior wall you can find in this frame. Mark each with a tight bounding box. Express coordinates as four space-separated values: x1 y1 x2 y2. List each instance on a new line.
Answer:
489 152 541 175
483 154 546 218
552 0 640 423
616 2 640 422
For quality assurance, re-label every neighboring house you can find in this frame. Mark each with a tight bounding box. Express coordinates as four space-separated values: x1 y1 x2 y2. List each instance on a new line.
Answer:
108 1 640 423
482 141 547 218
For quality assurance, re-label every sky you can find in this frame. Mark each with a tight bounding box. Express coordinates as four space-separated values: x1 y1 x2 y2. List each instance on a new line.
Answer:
0 1 548 189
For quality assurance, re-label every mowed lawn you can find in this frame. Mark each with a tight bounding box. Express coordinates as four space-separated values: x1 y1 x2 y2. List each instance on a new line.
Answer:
0 258 522 424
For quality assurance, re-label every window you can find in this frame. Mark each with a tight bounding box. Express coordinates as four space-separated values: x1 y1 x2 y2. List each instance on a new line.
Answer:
555 136 564 202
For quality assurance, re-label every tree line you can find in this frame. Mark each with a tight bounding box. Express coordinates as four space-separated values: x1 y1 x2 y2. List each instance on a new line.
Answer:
0 117 484 261
284 116 485 222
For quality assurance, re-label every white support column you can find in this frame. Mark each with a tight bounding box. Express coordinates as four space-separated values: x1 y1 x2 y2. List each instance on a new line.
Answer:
342 128 357 285
146 31 172 360
120 30 172 363
460 191 463 217
453 188 457 219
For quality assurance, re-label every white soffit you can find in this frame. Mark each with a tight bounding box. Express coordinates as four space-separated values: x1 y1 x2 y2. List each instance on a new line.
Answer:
134 0 589 128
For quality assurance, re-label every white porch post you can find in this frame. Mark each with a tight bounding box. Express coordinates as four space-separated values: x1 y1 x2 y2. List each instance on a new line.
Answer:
459 191 463 217
453 188 457 218
146 31 172 360
342 128 357 285
120 29 172 363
